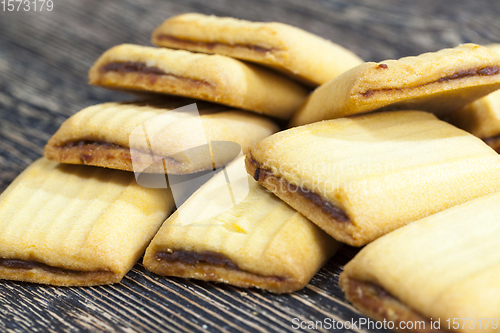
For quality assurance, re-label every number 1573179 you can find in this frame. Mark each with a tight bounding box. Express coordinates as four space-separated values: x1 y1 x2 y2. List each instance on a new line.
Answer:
2 0 53 11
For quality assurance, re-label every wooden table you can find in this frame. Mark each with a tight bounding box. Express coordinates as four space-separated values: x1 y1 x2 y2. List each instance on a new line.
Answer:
0 0 498 331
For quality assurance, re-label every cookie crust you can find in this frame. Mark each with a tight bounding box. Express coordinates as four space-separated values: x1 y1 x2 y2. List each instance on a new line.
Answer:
152 13 363 86
340 191 500 333
0 158 175 286
291 44 500 126
447 44 500 149
44 101 279 174
89 44 308 119
247 111 500 246
144 157 339 293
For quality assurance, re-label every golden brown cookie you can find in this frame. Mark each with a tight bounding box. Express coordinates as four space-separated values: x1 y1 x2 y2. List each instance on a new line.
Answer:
0 158 174 286
247 111 500 246
152 13 363 86
291 44 500 126
448 44 500 152
340 191 500 333
44 100 279 174
88 44 308 119
144 157 339 293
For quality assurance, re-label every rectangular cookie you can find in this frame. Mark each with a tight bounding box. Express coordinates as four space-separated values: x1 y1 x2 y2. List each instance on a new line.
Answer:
88 44 308 120
291 44 500 126
152 13 363 86
340 191 500 333
0 158 174 286
143 156 340 293
448 44 500 152
246 111 500 246
44 100 279 175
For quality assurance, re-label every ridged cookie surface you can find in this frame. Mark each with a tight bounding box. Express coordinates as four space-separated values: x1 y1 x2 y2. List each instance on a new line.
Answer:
247 111 500 246
44 100 279 174
340 191 500 333
291 44 500 126
0 158 174 286
88 44 308 119
152 13 363 86
144 157 339 293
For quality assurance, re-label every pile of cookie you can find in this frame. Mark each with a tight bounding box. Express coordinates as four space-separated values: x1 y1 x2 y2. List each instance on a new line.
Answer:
2 13 500 332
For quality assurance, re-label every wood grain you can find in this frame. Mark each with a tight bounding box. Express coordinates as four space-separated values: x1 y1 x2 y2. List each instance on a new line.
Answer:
0 0 499 331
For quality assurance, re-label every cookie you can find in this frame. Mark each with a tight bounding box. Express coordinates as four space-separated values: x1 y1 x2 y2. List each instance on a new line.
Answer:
88 44 308 119
448 44 500 152
44 100 279 175
340 191 500 333
291 44 500 126
0 158 174 286
143 156 339 293
151 13 363 86
246 111 500 246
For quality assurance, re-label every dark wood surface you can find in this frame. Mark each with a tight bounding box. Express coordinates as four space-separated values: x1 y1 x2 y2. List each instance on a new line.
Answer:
1 0 499 332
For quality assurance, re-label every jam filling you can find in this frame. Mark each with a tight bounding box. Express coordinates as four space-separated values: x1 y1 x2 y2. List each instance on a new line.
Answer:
155 34 275 54
0 258 107 276
99 61 213 87
56 140 127 164
155 250 286 282
62 140 122 149
251 158 350 223
156 250 239 270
